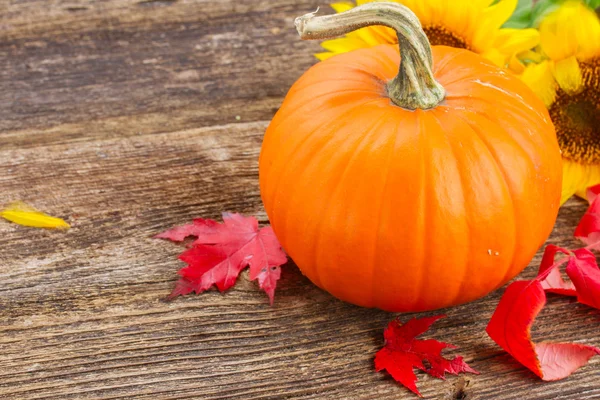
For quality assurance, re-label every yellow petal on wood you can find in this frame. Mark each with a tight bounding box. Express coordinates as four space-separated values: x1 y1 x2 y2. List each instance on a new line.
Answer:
1 201 70 229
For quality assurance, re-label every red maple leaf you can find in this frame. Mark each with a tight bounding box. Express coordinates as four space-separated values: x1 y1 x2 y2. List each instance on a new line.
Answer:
156 213 287 304
374 315 478 397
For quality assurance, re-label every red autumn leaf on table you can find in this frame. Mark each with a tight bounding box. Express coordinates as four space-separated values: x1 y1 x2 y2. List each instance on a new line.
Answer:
156 213 287 304
487 183 600 381
535 245 600 309
537 244 576 296
487 279 600 380
565 249 600 309
586 184 600 204
374 315 478 397
574 192 600 249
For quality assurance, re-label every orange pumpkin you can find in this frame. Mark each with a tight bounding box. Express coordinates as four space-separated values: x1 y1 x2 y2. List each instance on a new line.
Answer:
258 3 562 312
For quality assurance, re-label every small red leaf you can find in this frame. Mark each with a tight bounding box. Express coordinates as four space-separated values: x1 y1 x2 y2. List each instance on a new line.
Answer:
486 280 600 380
565 249 600 309
537 245 576 296
375 315 478 397
157 213 287 304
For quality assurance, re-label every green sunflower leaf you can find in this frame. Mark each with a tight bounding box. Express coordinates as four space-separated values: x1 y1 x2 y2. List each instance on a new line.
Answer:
531 0 563 27
503 0 535 28
504 0 566 28
584 0 600 9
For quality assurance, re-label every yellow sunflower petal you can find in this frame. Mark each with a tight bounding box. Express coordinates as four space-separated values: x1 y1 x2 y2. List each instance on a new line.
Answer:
520 60 558 107
397 0 433 25
1 201 70 229
551 55 583 94
315 52 336 61
483 0 518 31
518 49 545 64
508 54 526 74
443 1 479 39
539 2 579 61
576 5 600 60
317 0 541 68
493 28 540 57
320 35 369 54
331 2 354 13
369 25 397 44
353 26 389 47
471 0 518 52
561 160 600 204
471 0 496 8
480 48 507 67
509 49 545 75
540 0 600 62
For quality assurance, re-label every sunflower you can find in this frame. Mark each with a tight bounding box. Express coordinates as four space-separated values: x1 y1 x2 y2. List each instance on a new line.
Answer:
520 0 600 204
315 0 540 71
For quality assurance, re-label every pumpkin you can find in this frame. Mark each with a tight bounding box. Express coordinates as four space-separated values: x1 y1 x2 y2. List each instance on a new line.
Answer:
258 2 562 312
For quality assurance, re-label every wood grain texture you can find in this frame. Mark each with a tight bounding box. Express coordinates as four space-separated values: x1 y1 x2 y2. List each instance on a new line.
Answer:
0 0 598 399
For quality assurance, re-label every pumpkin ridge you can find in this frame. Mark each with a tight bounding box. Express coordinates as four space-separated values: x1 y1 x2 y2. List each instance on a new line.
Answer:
288 68 386 93
444 85 548 125
273 98 389 289
290 48 397 94
266 98 376 217
469 78 543 118
313 111 391 299
443 94 550 163
459 104 558 283
460 92 553 166
427 49 493 89
411 112 431 309
268 87 383 134
429 110 471 307
430 46 470 78
370 112 409 308
362 44 403 78
454 112 520 285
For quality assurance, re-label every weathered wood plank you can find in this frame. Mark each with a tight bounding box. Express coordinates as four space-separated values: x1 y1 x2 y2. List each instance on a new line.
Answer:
0 121 598 399
0 0 321 147
0 0 599 399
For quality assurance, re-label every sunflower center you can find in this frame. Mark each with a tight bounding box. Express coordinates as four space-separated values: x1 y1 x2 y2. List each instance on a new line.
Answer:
422 25 470 50
549 58 600 164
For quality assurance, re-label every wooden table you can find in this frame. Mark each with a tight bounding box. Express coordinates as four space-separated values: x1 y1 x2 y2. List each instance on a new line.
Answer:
1 1 598 398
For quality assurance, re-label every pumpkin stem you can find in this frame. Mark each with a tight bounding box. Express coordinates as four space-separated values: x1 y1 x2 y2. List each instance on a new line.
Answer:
295 2 445 110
